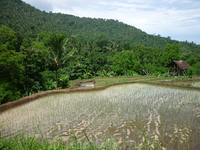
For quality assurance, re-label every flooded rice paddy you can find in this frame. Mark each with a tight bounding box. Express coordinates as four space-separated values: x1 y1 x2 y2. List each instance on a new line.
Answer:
192 82 200 87
0 84 199 149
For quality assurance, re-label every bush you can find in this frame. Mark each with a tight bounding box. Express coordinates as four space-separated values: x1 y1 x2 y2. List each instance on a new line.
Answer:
124 70 139 76
59 75 70 89
193 62 200 75
187 67 194 78
41 70 56 90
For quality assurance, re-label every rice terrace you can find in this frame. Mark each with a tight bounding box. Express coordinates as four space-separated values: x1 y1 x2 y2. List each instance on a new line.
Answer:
0 76 200 150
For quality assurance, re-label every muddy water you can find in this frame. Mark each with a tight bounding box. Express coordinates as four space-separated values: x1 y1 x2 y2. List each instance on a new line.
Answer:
192 82 200 87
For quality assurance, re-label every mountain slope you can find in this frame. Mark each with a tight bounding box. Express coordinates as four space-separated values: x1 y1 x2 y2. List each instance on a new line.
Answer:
1 0 200 52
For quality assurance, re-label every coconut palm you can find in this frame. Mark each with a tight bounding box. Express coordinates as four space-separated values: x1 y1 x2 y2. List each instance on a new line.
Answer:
46 34 77 89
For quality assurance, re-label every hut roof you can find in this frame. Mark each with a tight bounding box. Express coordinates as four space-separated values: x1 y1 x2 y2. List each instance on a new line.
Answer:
166 60 190 69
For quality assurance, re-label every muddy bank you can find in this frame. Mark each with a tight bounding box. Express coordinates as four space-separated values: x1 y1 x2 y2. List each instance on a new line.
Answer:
0 81 200 113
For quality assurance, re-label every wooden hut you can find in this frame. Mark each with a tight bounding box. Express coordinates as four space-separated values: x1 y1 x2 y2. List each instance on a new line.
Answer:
166 60 190 76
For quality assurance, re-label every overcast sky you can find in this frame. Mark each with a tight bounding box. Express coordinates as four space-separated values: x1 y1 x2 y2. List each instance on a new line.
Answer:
22 0 200 44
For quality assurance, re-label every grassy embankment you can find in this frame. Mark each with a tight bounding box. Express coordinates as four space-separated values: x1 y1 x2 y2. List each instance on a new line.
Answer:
71 75 200 89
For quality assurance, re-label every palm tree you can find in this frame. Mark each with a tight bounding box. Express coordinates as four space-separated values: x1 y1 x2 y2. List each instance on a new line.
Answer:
46 34 77 89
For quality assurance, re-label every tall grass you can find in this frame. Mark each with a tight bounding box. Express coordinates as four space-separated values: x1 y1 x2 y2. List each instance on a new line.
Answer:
0 130 161 150
0 134 66 150
0 129 122 150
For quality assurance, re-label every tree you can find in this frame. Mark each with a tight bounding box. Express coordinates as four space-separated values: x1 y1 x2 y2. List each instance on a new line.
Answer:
20 38 46 95
132 45 164 75
161 44 181 65
45 34 77 89
0 46 24 83
111 50 140 75
0 25 24 104
193 62 200 75
93 35 109 52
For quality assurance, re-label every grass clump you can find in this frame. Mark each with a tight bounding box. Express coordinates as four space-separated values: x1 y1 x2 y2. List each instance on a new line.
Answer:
0 126 163 150
138 129 162 150
0 135 66 150
0 133 120 150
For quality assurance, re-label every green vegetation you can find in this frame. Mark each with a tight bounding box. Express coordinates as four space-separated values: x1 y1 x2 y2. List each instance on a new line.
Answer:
45 34 77 89
0 22 199 104
0 134 119 150
0 1 199 149
1 0 200 50
0 25 25 103
0 131 162 150
0 0 200 105
71 76 200 88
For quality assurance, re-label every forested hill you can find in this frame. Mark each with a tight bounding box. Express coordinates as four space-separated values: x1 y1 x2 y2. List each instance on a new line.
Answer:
1 0 200 52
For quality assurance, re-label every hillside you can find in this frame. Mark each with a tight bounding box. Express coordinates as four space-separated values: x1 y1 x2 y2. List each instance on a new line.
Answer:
1 0 200 52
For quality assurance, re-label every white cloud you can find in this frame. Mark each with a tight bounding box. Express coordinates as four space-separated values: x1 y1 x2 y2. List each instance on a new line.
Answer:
22 0 200 44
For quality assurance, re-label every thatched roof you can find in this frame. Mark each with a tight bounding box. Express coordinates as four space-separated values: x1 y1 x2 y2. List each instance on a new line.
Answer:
166 60 190 69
